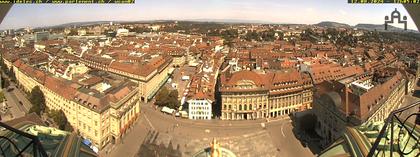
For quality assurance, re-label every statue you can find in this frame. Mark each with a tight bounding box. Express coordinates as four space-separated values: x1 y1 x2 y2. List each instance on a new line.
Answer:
210 138 222 157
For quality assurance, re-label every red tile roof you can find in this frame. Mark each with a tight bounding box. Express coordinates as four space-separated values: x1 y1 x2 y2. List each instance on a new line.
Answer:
45 76 77 100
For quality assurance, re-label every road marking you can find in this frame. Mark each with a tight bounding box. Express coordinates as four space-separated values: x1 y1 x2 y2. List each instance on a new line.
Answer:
143 114 155 130
281 123 285 137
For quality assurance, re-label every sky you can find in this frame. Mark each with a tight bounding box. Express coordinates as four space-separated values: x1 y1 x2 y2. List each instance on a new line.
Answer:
0 0 418 30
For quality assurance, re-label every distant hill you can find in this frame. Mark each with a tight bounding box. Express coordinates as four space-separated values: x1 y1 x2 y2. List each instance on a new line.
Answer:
41 19 271 28
315 21 351 28
57 21 112 27
354 23 416 32
315 21 417 33
26 20 417 33
186 19 272 24
34 21 113 30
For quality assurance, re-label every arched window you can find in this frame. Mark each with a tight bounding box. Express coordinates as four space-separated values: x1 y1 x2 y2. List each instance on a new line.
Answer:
239 105 242 110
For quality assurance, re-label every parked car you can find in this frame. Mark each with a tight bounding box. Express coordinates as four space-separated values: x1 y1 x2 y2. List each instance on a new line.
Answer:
161 106 175 115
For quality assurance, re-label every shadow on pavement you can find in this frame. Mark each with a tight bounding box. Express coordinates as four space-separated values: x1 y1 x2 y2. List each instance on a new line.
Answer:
136 130 182 157
290 111 323 155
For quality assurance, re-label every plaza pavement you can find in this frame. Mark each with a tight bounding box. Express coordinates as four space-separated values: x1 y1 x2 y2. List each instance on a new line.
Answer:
103 102 315 157
0 84 31 122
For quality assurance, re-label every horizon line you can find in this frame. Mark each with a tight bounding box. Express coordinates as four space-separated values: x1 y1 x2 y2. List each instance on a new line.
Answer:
2 19 413 31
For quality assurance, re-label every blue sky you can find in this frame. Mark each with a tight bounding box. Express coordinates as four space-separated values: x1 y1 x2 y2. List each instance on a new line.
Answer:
0 0 417 30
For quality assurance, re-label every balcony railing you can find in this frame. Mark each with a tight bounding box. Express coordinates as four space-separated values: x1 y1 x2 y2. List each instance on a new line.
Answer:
0 122 48 157
367 101 420 157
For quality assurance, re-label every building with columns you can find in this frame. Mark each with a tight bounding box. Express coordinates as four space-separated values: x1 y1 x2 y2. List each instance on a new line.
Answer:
219 69 313 120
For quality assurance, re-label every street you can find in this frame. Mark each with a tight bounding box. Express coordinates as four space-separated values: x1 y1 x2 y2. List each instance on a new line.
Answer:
1 83 31 121
0 70 32 122
102 102 315 157
166 65 197 101
266 120 313 157
2 89 25 121
100 64 315 157
100 84 420 157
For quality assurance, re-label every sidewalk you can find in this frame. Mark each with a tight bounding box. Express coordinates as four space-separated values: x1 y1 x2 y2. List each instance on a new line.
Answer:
99 114 149 157
11 85 31 112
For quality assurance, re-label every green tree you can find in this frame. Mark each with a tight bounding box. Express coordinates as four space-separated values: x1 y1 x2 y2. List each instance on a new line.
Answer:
29 105 40 115
2 78 9 88
68 29 78 36
0 91 5 103
155 86 170 107
300 28 317 43
0 54 9 74
155 86 179 109
220 29 239 46
167 90 180 109
49 109 73 131
29 86 46 116
9 66 16 82
129 27 152 33
244 30 260 41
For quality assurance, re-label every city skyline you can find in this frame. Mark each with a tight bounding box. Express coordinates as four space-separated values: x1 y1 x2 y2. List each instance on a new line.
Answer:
0 0 418 30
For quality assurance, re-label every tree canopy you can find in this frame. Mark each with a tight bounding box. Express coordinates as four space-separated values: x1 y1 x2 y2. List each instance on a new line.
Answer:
49 109 73 131
243 29 279 42
155 86 180 109
220 29 238 46
29 86 46 116
0 91 4 103
129 27 152 33
70 29 80 36
1 78 9 89
0 55 9 75
8 67 16 82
